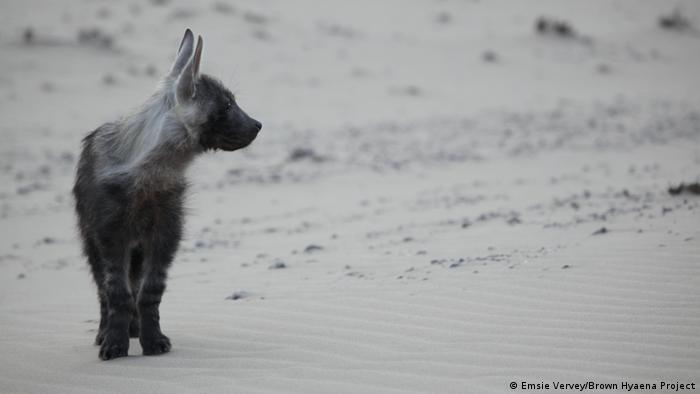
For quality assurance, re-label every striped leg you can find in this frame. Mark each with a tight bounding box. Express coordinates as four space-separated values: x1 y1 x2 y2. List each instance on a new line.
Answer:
98 240 132 360
138 237 178 356
84 237 109 346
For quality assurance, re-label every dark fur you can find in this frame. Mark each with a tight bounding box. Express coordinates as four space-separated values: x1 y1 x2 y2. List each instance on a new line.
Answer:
73 30 261 360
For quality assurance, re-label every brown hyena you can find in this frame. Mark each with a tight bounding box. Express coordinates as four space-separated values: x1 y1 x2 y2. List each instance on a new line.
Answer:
73 29 261 360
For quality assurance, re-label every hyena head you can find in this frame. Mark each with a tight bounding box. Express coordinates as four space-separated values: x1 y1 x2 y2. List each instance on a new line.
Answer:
170 29 262 152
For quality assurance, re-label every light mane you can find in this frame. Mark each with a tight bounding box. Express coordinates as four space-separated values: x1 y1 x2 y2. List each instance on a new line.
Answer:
94 79 199 181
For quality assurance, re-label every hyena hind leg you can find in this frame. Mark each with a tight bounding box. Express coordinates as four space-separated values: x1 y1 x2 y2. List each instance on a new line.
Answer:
98 238 133 360
128 246 144 338
84 237 108 346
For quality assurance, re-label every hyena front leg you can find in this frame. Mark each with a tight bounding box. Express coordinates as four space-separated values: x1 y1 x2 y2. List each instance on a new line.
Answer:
98 239 133 360
138 236 178 356
95 293 108 346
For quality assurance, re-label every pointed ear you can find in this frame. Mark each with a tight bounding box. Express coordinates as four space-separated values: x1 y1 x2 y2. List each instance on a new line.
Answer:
176 35 203 101
169 29 194 78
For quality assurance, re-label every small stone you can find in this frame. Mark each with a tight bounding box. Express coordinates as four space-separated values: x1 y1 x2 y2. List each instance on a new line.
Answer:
597 64 611 74
145 64 158 77
482 50 498 63
303 244 324 253
435 12 451 24
102 74 117 85
226 291 251 300
23 27 34 44
269 260 287 269
507 216 521 225
592 227 607 235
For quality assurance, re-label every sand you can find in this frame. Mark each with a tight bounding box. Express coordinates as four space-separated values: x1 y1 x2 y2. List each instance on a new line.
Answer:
0 0 699 393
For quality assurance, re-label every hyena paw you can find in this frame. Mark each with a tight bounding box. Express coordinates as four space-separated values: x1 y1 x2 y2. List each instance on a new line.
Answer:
141 333 171 356
94 329 107 346
98 333 129 360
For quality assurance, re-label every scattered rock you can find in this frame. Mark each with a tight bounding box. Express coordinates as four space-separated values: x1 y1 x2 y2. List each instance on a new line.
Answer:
658 9 693 32
668 182 700 196
392 85 422 97
303 244 324 253
102 74 117 85
169 8 197 20
482 50 498 63
318 23 357 39
145 64 158 77
78 28 114 49
506 216 521 225
535 16 576 38
596 64 611 74
269 260 287 269
592 227 608 235
561 264 571 269
288 147 325 162
96 7 111 19
435 12 452 24
449 258 465 268
40 82 55 93
17 273 26 279
212 2 236 14
226 291 251 300
23 27 34 44
346 271 365 278
243 11 268 25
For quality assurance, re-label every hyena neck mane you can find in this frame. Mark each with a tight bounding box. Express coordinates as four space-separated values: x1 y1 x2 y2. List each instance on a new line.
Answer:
94 79 201 188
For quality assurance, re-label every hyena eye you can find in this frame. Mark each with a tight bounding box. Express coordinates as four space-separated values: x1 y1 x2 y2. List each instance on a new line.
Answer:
225 101 233 111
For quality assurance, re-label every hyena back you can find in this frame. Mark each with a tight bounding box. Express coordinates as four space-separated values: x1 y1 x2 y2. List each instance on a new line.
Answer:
73 29 261 360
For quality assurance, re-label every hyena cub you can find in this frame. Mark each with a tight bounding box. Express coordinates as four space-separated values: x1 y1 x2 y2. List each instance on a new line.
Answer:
73 29 261 360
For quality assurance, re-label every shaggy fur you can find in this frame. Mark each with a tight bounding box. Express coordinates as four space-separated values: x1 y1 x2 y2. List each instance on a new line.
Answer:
73 29 261 360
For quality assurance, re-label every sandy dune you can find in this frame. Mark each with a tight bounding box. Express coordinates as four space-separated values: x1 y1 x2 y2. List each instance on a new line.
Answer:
1 0 699 393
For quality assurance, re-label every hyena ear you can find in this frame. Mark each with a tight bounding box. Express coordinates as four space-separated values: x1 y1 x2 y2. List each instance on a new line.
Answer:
169 29 194 78
176 35 203 101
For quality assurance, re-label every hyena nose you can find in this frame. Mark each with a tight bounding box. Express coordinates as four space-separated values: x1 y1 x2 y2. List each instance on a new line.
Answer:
252 119 262 132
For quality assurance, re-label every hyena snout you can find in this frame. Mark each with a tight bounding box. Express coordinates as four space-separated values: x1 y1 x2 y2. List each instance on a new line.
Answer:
222 109 262 151
238 116 261 149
